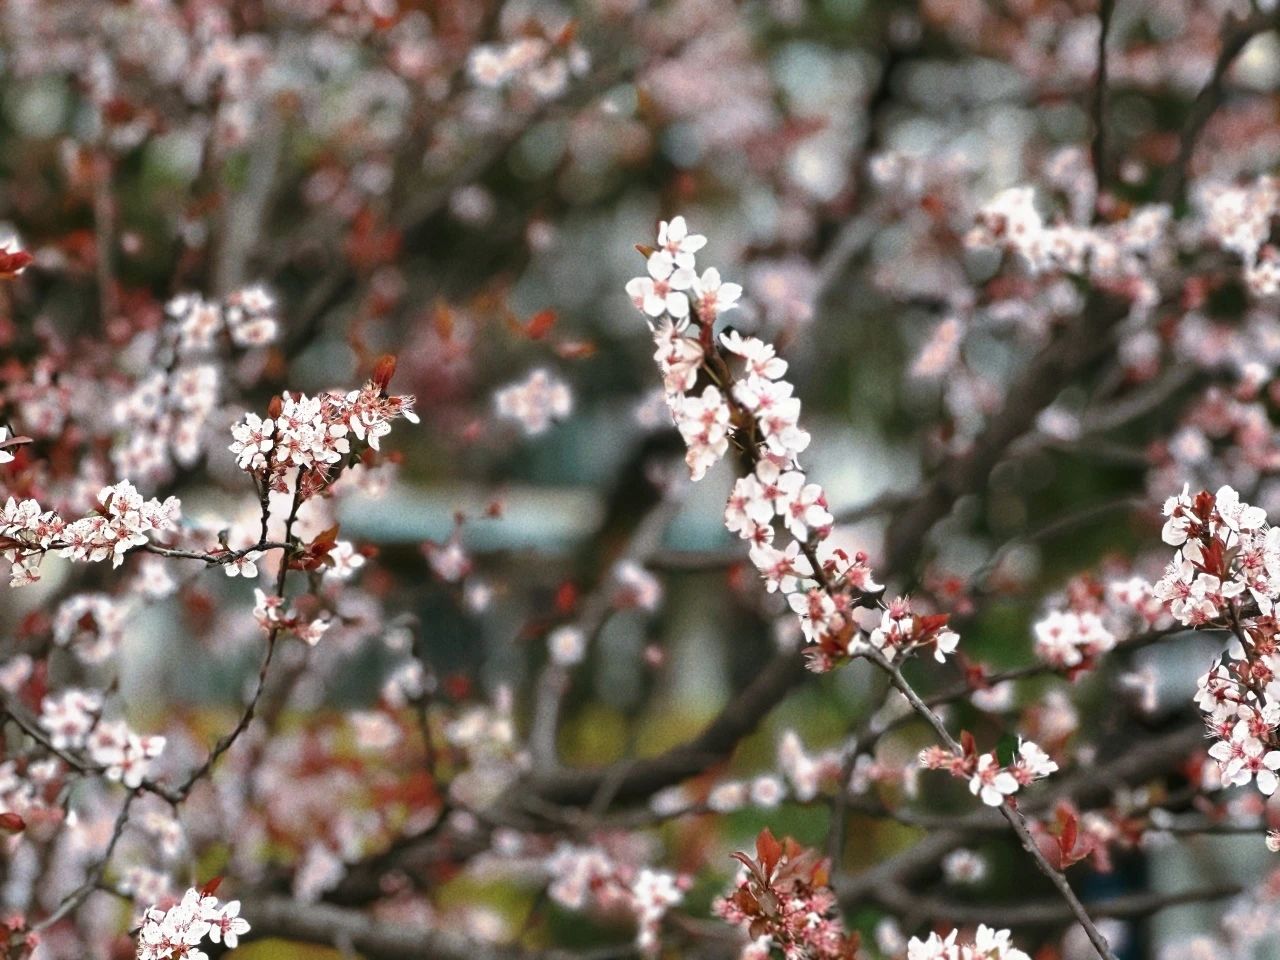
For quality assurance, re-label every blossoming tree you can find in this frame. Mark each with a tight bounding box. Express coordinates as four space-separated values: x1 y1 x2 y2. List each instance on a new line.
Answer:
4 1 1280 959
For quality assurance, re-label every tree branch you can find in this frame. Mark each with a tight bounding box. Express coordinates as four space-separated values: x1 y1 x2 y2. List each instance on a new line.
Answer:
1157 10 1278 205
240 897 636 960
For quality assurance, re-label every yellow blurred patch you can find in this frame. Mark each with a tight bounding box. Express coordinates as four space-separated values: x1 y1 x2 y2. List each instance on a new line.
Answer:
227 940 346 960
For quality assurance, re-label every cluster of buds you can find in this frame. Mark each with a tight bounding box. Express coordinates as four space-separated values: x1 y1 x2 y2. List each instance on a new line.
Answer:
1 481 181 586
919 733 1058 807
714 829 862 960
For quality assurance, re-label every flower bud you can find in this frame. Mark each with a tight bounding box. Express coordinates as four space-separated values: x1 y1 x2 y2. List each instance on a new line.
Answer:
372 354 397 392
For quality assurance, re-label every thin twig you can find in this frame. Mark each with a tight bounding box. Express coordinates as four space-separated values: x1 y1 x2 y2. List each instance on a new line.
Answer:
1158 10 1278 205
1090 0 1115 219
864 646 1119 960
33 789 137 931
172 481 303 799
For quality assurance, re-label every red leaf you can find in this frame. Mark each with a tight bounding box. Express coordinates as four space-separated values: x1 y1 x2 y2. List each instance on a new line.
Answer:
523 309 557 340
916 613 950 634
199 876 222 897
1060 812 1078 858
0 248 33 279
756 827 783 876
443 673 471 701
554 581 578 615
0 812 25 833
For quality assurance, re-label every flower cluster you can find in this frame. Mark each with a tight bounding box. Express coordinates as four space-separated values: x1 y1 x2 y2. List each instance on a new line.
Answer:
168 291 275 354
631 218 893 673
919 736 1058 807
1198 176 1280 298
968 184 1168 295
646 728 879 818
714 829 862 960
467 30 589 101
1033 609 1117 670
40 688 165 787
907 925 1030 960
1023 571 1168 686
442 688 528 808
54 593 128 663
112 289 278 485
87 719 167 789
40 688 103 748
1156 484 1278 625
136 887 250 960
1 481 180 586
777 730 844 802
546 844 685 956
493 367 573 436
627 216 722 323
252 588 331 646
1159 486 1280 803
230 375 417 493
864 595 960 664
1159 872 1280 960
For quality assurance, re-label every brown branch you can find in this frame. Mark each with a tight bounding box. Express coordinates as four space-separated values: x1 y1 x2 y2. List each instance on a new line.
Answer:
514 292 1130 817
91 149 117 326
864 646 1119 960
1090 0 1115 218
1158 10 1278 205
835 721 1206 902
171 479 303 799
240 897 637 960
31 789 136 933
528 478 688 769
882 290 1128 581
514 649 810 810
872 880 1240 928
